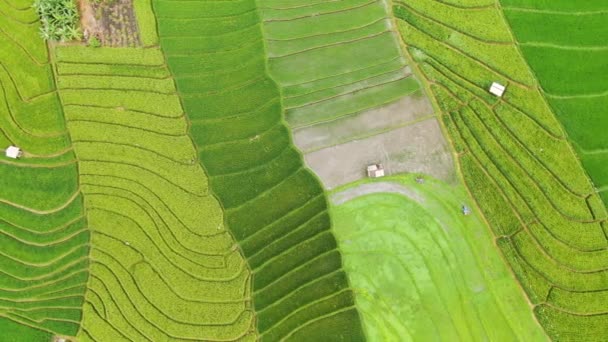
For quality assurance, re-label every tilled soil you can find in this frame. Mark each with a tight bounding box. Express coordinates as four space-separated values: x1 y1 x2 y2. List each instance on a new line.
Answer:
79 0 140 47
304 118 456 189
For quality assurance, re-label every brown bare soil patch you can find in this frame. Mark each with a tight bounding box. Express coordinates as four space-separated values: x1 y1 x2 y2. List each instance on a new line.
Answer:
79 0 140 46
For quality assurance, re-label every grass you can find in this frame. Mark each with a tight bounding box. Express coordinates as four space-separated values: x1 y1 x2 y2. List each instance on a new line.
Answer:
152 0 365 339
394 0 608 338
331 175 546 341
500 0 608 210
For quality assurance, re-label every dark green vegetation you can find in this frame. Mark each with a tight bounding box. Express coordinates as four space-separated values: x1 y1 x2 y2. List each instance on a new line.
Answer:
0 0 87 339
501 0 608 206
33 0 82 41
394 0 608 339
55 45 256 341
152 0 364 339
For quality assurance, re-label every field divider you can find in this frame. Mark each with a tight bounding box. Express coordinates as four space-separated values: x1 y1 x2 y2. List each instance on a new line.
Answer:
258 0 342 11
0 30 49 65
63 103 183 119
284 64 408 100
267 30 392 59
421 58 551 130
262 0 378 22
285 73 412 110
253 249 337 294
396 14 533 88
0 191 80 216
266 17 387 42
395 1 513 45
77 159 204 196
73 140 194 165
289 89 420 129
81 183 231 261
80 173 229 240
453 111 605 252
281 56 403 88
276 306 358 340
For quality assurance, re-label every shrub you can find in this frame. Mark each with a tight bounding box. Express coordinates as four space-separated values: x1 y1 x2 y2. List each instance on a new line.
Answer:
88 36 101 48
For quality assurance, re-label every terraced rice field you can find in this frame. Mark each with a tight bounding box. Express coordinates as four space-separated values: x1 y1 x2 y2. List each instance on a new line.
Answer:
257 0 454 188
0 0 87 339
54 45 257 340
393 0 608 339
331 175 545 341
500 0 608 207
152 0 364 340
2 0 607 339
259 0 413 128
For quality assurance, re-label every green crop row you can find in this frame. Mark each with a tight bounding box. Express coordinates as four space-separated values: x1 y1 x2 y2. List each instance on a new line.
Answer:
248 212 330 269
503 10 607 46
422 55 594 193
261 0 372 20
153 0 364 338
227 170 324 239
65 107 187 137
395 0 608 338
201 126 290 175
535 304 608 341
240 195 328 252
287 76 419 128
0 59 70 155
254 251 344 310
191 100 281 146
0 163 78 211
253 232 338 289
520 47 607 96
132 0 159 47
210 149 302 209
260 290 355 339
395 4 535 85
459 153 523 236
256 271 348 332
283 68 411 109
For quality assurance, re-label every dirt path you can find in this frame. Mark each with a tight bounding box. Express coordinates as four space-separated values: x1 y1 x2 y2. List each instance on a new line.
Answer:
330 181 424 205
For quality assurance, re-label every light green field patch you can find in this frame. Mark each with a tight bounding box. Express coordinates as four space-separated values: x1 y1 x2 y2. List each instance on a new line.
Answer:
331 175 547 341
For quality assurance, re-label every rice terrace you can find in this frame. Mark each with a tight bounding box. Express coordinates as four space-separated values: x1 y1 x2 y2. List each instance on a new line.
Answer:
0 0 606 340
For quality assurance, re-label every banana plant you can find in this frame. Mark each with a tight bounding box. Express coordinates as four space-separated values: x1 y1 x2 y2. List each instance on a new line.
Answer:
33 0 81 42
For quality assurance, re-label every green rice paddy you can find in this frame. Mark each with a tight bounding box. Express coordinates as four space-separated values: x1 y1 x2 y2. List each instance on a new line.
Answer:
258 0 419 128
0 0 87 339
152 0 364 340
1 0 606 340
500 0 608 206
331 175 545 341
